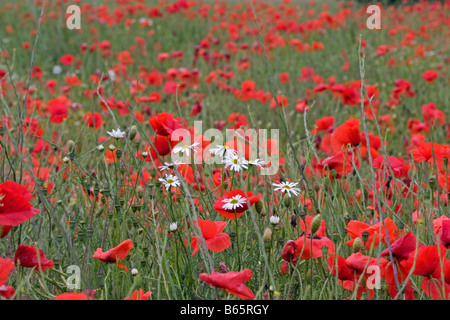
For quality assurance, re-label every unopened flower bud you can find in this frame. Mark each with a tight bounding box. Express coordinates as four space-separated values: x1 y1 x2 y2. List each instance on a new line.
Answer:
270 215 280 225
97 144 105 152
136 186 145 198
263 227 272 242
169 222 178 232
67 140 75 153
254 199 263 214
109 144 116 151
129 125 138 141
353 237 362 253
310 214 322 234
131 268 139 276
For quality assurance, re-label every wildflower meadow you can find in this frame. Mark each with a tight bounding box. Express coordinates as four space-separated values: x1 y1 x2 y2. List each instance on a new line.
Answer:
0 0 449 304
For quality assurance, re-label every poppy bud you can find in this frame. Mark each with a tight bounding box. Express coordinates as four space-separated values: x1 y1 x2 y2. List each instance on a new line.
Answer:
263 227 272 242
67 140 75 153
444 157 448 167
310 214 322 235
283 196 291 207
353 237 362 253
254 199 263 214
129 125 138 141
136 186 145 198
116 150 122 159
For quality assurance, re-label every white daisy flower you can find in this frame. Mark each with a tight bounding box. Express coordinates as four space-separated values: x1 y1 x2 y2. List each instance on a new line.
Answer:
209 144 238 158
172 142 200 157
158 174 181 190
248 158 266 168
159 160 185 172
273 181 301 198
107 127 126 139
224 154 248 172
222 194 247 211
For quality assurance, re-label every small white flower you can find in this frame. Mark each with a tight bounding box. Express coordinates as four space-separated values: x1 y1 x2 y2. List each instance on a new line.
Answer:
108 144 116 151
158 174 181 190
222 194 247 211
142 151 149 157
169 222 178 232
159 160 185 172
97 144 105 152
52 65 62 75
107 127 126 139
209 144 238 158
270 215 280 225
224 154 248 172
131 268 139 276
273 181 301 198
172 142 200 157
63 156 70 163
248 158 266 168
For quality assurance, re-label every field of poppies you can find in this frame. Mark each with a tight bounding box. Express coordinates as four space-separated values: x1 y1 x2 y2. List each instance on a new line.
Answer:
0 0 449 301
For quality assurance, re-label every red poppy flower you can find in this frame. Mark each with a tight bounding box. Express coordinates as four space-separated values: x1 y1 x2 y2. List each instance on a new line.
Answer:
316 151 355 179
0 181 40 237
54 292 91 300
422 70 438 83
149 112 184 137
405 244 446 277
213 189 261 220
124 289 152 300
60 54 75 65
381 232 418 261
0 285 15 299
199 269 255 300
84 112 103 129
346 218 398 251
330 118 360 153
412 142 444 163
281 216 335 273
47 96 70 124
93 239 134 272
14 244 54 272
0 256 14 286
190 219 231 256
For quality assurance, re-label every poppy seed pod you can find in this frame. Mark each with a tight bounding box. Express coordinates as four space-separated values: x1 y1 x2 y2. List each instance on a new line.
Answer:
429 177 437 191
362 231 370 243
310 214 322 235
352 237 362 253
